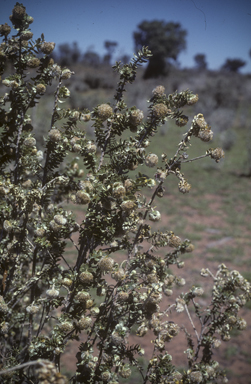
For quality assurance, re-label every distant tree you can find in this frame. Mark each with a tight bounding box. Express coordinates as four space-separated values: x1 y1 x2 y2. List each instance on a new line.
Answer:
56 42 81 66
103 40 118 65
221 58 246 73
82 50 100 67
194 53 207 70
71 41 81 63
133 20 187 79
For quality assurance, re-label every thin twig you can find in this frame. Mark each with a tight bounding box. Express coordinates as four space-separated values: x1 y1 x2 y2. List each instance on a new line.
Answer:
0 359 46 376
181 153 210 163
185 304 200 342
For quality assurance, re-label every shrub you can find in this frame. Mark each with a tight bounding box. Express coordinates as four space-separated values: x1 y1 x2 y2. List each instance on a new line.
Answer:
0 4 250 384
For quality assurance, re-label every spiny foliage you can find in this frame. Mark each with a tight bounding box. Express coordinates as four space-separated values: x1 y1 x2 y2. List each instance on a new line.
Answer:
0 3 250 384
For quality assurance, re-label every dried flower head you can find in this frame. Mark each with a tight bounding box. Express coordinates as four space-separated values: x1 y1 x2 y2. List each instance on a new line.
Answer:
21 31 33 41
185 243 194 253
187 93 199 105
36 360 68 384
189 371 203 383
97 104 113 120
178 179 191 194
129 109 144 126
62 278 72 287
61 69 72 79
76 191 91 204
192 113 208 130
76 291 90 302
0 23 11 37
35 83 46 94
113 183 126 198
168 234 182 248
46 286 59 299
79 271 94 284
152 85 165 96
198 127 213 142
23 137 36 147
12 5 26 20
81 113 91 122
210 148 225 162
59 322 74 334
117 291 129 302
152 103 169 118
98 257 114 272
112 268 126 281
0 296 9 314
86 141 96 153
78 316 92 330
175 115 188 127
119 366 131 379
145 153 158 168
54 214 67 226
26 304 40 315
41 42 56 55
149 210 161 222
111 332 124 346
120 200 135 212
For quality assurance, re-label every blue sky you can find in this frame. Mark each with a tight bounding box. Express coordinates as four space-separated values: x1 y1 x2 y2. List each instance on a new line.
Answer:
1 0 251 72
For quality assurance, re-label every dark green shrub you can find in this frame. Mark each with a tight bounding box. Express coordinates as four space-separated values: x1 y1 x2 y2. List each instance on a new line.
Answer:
0 4 250 384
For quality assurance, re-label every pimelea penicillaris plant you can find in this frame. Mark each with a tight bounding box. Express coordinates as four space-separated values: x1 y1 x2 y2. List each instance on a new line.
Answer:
0 3 250 384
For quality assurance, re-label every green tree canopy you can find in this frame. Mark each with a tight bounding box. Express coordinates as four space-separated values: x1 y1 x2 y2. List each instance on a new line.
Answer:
133 20 187 78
